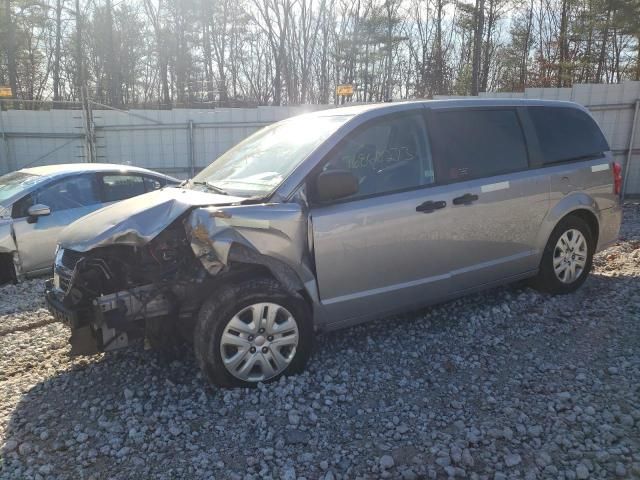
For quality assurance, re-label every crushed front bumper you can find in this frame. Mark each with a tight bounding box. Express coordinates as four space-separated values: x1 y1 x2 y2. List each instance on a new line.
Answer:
45 279 101 354
45 279 171 354
45 279 80 327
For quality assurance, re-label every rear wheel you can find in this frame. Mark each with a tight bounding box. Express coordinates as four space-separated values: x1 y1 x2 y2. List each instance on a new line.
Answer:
194 277 313 387
530 215 595 294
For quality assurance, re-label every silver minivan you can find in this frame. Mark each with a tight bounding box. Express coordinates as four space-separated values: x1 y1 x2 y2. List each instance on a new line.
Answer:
45 99 622 387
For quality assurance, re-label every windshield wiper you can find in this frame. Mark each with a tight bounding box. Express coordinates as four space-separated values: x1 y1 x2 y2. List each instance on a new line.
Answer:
191 181 229 195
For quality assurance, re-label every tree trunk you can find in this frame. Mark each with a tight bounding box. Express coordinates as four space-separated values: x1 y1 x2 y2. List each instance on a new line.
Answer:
274 40 283 105
53 0 63 102
582 0 594 82
471 0 485 95
480 0 494 92
202 17 214 102
212 0 229 103
385 1 394 100
319 6 329 104
105 0 119 106
434 0 444 95
75 0 84 101
557 0 568 87
595 3 611 83
519 0 534 90
5 0 18 99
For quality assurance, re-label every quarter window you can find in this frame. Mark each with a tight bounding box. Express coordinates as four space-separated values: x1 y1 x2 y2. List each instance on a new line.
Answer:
101 174 146 202
430 109 528 183
320 112 434 199
529 107 609 164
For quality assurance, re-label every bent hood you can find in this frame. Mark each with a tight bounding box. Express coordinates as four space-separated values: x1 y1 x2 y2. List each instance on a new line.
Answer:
59 187 244 252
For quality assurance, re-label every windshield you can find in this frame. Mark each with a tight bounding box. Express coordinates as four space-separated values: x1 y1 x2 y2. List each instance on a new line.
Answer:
191 114 351 197
0 171 45 205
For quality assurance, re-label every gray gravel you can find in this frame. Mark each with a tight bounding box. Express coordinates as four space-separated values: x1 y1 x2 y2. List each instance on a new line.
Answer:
1 204 640 480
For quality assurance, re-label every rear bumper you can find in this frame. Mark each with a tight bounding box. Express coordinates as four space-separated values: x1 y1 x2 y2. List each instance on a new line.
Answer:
596 204 623 252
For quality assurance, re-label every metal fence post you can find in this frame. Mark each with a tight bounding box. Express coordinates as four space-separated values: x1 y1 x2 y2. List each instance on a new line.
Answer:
188 120 195 177
622 99 640 198
81 88 96 163
0 103 13 174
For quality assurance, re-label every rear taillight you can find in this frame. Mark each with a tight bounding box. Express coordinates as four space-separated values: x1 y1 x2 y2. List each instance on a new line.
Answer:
612 162 622 195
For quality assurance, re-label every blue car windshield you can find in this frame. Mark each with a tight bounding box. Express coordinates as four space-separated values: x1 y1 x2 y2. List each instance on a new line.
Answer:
0 171 45 205
192 114 352 197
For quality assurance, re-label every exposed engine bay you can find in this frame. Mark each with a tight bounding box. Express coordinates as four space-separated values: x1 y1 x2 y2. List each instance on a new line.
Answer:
49 222 207 353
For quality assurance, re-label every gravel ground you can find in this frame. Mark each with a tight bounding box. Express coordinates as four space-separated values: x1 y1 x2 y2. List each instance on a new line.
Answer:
1 205 639 480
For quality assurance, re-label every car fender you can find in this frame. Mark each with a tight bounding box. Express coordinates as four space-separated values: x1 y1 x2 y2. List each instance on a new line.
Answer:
185 203 320 304
535 192 600 255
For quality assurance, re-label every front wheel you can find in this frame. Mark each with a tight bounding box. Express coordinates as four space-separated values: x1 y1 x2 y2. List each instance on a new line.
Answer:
194 277 313 387
530 215 595 294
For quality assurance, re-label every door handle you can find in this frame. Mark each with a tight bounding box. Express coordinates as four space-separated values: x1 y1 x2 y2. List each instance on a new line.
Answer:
416 200 446 213
452 193 479 205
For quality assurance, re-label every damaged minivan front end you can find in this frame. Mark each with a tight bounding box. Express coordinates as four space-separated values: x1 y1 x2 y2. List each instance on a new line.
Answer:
45 110 357 386
45 187 313 355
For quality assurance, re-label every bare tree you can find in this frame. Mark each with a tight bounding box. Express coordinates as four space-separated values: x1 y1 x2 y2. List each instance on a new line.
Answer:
144 0 170 105
1 0 638 106
471 0 486 95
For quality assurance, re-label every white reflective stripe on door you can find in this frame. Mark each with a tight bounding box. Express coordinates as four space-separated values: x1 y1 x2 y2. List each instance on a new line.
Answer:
481 181 510 193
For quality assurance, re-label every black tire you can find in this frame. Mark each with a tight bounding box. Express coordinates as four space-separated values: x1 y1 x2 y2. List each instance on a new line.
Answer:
0 254 17 286
145 315 186 361
194 276 313 388
530 215 595 294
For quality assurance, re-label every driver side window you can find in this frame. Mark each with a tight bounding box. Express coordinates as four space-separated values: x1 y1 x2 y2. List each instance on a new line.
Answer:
12 174 99 218
322 111 434 199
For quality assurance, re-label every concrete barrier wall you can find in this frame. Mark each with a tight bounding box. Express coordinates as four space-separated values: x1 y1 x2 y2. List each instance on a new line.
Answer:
0 104 333 179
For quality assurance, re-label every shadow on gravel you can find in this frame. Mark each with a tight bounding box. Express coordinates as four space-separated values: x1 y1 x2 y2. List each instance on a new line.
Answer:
2 270 638 478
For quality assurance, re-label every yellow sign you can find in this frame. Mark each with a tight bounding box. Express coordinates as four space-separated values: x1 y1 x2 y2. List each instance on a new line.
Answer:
336 84 354 96
0 86 12 97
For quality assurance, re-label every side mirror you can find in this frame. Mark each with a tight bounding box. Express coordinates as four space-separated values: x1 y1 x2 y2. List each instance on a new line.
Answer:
27 204 51 223
315 170 359 203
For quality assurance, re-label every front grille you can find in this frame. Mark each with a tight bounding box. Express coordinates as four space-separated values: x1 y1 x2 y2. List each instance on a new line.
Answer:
61 249 83 270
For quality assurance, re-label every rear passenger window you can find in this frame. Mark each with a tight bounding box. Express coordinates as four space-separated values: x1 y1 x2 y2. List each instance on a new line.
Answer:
101 174 146 202
529 107 609 164
430 109 528 183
